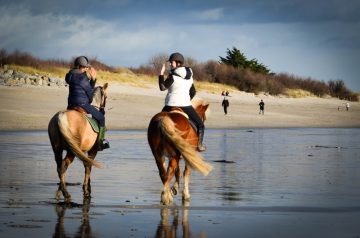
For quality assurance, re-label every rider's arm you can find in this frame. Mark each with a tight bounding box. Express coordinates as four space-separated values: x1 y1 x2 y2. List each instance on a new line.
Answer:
159 75 174 91
80 75 94 103
90 78 96 88
189 84 196 99
89 67 97 89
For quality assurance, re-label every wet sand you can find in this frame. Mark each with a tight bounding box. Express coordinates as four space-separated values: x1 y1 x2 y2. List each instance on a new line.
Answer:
1 129 360 237
2 202 360 237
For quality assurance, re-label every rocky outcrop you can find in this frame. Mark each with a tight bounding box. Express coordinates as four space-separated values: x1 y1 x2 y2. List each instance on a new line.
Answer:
0 66 66 87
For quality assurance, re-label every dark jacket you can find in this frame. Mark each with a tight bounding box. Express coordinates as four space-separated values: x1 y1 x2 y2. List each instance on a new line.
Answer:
65 69 96 106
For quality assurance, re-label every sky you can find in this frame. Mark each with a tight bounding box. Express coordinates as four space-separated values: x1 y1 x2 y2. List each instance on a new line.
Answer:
1 0 359 91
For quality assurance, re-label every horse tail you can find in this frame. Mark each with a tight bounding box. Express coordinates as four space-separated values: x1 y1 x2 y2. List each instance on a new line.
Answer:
58 111 102 168
160 115 213 176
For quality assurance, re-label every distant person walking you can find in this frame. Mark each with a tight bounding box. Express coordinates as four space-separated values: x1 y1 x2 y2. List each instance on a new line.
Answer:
221 91 230 115
259 99 265 115
346 102 350 111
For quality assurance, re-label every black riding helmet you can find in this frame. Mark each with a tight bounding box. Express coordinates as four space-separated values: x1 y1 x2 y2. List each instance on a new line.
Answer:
168 52 184 65
74 56 91 68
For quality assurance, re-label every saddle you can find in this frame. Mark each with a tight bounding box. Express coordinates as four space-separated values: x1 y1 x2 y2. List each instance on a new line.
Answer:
68 106 99 133
168 107 197 132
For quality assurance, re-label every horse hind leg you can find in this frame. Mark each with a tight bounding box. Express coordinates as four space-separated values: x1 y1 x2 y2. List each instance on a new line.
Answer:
161 157 178 205
171 163 181 196
154 150 167 184
83 151 96 199
82 165 92 199
182 163 191 202
56 151 75 202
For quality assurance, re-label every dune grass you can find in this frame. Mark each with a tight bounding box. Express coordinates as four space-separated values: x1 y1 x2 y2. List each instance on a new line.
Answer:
284 88 315 98
5 64 239 93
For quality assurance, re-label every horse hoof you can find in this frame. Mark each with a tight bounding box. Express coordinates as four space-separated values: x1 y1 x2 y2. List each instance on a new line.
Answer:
83 194 91 199
161 192 173 205
182 195 191 201
55 190 62 200
64 195 72 203
171 187 178 196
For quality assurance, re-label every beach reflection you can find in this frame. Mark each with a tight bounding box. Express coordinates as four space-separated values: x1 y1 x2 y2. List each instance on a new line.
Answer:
53 199 96 238
155 203 194 238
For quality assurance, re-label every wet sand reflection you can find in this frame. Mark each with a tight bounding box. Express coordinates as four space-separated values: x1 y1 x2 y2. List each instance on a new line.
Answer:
53 199 96 238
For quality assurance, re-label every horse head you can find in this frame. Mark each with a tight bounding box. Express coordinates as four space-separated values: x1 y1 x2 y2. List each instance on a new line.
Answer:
191 98 210 122
92 83 108 114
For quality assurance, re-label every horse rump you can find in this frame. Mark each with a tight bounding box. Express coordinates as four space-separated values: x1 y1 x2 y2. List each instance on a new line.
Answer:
157 114 213 176
57 111 102 168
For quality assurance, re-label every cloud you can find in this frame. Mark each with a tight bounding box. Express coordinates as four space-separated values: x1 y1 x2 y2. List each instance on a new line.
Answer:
1 1 360 90
191 8 224 21
0 5 173 65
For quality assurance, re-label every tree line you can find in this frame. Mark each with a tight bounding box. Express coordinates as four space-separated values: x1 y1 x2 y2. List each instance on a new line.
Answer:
133 47 358 101
1 48 358 101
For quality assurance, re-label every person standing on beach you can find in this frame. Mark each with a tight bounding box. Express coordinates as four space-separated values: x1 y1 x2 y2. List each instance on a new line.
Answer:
158 52 206 151
346 102 350 111
259 99 265 115
65 56 110 151
222 91 230 115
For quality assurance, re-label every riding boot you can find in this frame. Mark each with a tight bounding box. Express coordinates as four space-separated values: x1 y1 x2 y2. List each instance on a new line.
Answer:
197 127 206 152
98 126 110 151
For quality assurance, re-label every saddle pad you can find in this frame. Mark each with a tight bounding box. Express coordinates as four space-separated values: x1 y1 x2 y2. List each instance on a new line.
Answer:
169 110 189 119
84 115 99 133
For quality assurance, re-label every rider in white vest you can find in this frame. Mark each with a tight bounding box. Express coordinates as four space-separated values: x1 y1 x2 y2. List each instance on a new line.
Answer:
159 52 206 151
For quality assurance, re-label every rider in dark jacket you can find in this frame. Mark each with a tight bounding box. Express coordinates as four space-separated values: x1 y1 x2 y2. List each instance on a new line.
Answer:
65 56 109 151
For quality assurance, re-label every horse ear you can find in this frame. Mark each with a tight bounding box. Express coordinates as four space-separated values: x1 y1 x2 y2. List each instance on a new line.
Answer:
203 104 209 111
103 83 108 91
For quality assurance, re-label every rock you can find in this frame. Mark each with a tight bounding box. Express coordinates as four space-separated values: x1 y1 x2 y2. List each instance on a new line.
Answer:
0 67 66 88
25 77 31 85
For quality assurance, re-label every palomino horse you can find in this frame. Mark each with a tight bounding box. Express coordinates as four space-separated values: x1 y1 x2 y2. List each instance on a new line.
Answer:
147 98 213 205
48 83 108 202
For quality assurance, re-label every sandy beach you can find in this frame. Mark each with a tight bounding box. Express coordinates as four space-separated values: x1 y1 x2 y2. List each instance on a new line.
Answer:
0 83 359 130
1 84 360 237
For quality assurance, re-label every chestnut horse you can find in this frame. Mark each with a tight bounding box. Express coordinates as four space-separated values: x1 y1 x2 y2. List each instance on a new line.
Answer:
147 99 213 205
48 83 108 202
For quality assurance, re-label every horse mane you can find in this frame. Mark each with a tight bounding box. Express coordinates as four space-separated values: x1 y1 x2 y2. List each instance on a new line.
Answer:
191 97 210 120
91 86 102 107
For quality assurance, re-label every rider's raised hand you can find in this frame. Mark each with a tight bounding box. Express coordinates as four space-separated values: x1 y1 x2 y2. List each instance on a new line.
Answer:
160 63 166 76
89 67 97 79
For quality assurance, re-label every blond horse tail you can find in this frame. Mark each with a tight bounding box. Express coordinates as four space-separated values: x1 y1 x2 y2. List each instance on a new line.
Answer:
160 115 213 176
58 111 102 168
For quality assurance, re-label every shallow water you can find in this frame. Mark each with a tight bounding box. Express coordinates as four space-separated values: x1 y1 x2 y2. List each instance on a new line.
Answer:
1 128 359 207
1 128 360 237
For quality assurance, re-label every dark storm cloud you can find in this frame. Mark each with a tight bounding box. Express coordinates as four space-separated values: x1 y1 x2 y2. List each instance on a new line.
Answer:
2 0 359 23
1 0 359 90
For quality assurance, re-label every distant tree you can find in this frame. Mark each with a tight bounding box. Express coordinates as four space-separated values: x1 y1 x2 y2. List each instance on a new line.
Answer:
219 47 248 69
148 53 168 73
219 47 270 74
247 59 270 74
0 48 6 66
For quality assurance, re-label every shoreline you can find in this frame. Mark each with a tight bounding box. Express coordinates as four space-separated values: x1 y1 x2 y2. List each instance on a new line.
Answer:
0 83 359 130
